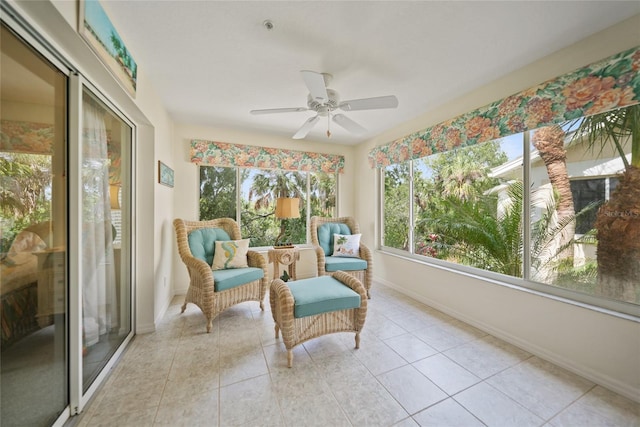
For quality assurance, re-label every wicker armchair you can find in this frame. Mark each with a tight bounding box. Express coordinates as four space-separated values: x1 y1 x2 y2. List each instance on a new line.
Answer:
310 216 373 298
173 218 268 332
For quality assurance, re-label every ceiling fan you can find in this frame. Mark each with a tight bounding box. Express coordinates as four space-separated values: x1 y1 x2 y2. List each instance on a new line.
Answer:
250 70 399 139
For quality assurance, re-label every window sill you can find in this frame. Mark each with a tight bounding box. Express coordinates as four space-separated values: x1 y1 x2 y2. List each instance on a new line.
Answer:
377 247 640 322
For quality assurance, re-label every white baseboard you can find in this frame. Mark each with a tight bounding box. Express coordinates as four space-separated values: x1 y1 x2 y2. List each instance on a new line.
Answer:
374 276 640 403
135 322 156 334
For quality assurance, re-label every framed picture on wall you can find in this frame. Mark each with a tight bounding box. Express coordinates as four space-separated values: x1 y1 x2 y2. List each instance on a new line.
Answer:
158 161 174 188
79 0 138 98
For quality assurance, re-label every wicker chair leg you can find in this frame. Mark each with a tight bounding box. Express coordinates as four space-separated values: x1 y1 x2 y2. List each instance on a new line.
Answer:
181 302 187 313
355 332 360 349
260 301 264 311
274 324 280 339
287 350 293 368
206 318 213 333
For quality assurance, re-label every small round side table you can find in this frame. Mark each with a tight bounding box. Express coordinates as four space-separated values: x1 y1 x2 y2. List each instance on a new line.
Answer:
268 246 300 281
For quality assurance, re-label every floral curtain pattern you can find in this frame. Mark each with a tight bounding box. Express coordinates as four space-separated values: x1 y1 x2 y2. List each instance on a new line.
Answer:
369 46 640 168
190 139 345 174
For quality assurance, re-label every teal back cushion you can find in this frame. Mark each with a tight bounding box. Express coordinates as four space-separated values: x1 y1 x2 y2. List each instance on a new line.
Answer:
317 223 351 256
188 227 231 266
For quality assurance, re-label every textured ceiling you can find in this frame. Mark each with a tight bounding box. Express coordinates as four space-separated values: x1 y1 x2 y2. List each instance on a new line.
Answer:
101 1 640 145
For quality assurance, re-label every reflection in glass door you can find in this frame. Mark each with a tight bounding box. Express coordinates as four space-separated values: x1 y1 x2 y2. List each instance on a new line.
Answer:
0 23 68 426
80 89 132 391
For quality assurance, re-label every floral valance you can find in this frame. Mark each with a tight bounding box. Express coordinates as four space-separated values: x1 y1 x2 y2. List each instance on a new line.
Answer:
1 120 54 154
369 45 640 168
190 139 345 174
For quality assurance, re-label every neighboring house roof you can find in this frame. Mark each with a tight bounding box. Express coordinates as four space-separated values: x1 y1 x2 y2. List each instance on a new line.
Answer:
489 130 629 180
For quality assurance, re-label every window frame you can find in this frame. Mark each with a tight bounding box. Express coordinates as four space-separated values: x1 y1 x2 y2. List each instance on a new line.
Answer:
377 133 639 319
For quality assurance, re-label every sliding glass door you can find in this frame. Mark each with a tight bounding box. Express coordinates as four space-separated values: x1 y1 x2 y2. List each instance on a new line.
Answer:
1 23 68 426
80 88 132 392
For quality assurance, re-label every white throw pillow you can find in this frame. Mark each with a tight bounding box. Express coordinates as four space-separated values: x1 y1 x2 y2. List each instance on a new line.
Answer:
211 239 250 270
4 231 47 266
332 233 361 258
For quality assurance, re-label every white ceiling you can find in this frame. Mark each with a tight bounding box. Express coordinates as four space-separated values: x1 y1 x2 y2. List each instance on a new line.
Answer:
101 1 640 145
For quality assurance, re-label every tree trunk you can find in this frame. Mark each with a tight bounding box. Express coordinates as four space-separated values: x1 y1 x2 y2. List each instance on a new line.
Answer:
594 165 640 303
532 126 576 259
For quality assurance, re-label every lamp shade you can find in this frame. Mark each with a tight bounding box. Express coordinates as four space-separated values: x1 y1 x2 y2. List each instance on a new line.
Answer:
109 185 121 210
275 197 300 219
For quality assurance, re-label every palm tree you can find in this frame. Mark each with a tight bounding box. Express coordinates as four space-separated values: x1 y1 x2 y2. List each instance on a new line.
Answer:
430 182 523 276
248 170 304 210
430 181 595 283
246 170 306 244
532 125 575 259
571 104 640 303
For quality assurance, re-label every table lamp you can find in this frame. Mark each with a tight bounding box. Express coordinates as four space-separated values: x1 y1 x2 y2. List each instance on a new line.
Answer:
274 197 300 247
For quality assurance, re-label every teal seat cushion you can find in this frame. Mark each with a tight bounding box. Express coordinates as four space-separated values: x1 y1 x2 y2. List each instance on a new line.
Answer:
324 256 367 272
317 223 351 256
188 228 231 265
287 276 361 318
213 267 264 292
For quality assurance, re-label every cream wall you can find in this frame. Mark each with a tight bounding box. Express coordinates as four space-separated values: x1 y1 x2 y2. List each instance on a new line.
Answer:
354 15 640 401
170 123 356 293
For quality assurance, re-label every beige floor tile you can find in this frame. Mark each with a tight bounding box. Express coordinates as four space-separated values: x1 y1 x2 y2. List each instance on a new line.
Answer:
351 336 408 375
412 324 474 352
393 416 420 426
384 333 439 363
549 385 640 427
332 374 410 426
219 374 283 426
413 398 484 427
487 356 595 420
78 406 157 427
413 353 481 395
154 389 218 426
455 382 544 427
219 346 269 387
444 335 531 379
278 385 352 426
376 364 448 414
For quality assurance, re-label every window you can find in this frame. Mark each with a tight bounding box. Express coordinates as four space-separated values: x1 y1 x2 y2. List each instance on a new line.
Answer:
570 177 619 234
381 104 638 311
199 166 337 246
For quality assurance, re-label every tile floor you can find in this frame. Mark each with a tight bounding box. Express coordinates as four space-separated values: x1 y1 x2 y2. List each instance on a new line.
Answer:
76 283 639 427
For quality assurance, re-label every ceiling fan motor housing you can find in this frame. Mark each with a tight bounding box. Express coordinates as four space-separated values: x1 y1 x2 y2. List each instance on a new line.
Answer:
307 88 340 114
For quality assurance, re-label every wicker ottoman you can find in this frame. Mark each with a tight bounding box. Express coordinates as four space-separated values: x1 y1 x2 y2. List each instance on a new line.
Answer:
269 271 368 367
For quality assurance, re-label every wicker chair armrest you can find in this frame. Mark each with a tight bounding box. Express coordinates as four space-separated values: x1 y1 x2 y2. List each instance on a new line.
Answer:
313 245 327 276
332 271 367 302
332 270 368 329
247 249 267 273
270 278 296 347
181 255 212 278
358 243 373 267
181 254 215 294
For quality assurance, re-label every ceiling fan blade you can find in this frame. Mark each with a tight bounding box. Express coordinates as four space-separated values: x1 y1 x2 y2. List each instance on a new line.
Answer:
293 115 320 139
339 95 398 111
301 70 329 103
333 114 367 135
250 107 308 115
